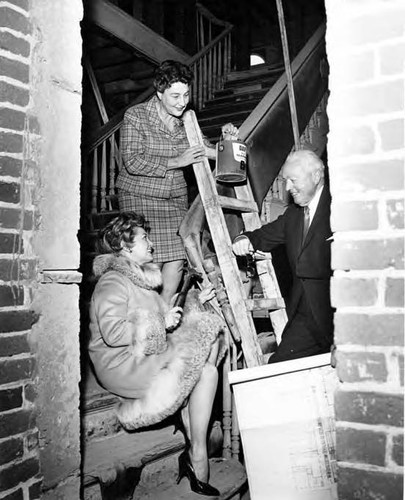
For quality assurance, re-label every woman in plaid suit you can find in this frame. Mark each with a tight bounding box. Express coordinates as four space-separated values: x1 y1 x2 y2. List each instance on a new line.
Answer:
117 60 238 304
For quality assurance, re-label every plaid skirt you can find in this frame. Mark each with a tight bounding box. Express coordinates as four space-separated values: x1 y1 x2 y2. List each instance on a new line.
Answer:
118 190 187 263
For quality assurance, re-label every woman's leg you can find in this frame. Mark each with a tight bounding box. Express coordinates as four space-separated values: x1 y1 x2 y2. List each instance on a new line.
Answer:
186 341 220 482
158 260 184 305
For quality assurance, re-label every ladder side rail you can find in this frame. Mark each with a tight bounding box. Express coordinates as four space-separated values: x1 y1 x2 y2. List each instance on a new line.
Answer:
183 111 262 368
234 184 288 344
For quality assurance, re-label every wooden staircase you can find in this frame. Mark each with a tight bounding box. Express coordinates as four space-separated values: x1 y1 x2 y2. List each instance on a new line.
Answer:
198 63 284 140
80 2 329 497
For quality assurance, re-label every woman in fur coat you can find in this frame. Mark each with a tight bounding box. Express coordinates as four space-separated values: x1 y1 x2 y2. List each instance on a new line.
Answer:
88 212 225 496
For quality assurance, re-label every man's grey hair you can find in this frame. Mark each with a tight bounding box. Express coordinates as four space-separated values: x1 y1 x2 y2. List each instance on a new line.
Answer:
283 149 325 177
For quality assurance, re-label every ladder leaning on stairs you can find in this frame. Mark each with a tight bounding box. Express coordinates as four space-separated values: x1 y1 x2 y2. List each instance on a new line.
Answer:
183 110 288 368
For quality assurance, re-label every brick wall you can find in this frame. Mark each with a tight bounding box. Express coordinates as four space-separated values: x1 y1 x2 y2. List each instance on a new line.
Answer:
0 1 82 499
325 0 404 499
0 1 42 498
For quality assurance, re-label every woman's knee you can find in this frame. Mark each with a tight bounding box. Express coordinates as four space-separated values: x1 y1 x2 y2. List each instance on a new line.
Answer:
200 362 218 382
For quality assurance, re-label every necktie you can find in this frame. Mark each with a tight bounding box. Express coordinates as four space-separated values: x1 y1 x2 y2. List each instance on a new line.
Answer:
302 206 310 246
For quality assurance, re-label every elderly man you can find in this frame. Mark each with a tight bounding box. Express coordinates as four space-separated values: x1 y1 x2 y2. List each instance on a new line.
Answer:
232 149 333 363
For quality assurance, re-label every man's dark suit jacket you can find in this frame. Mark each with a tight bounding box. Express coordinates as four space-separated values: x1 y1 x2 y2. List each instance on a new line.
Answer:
244 186 333 351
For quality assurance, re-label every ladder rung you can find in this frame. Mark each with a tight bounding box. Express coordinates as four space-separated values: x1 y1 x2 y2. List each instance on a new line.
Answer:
245 297 285 311
217 195 258 213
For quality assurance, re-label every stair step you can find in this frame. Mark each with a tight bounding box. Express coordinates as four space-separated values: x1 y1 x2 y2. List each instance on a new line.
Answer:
225 63 284 82
223 73 280 90
204 88 267 108
135 457 246 500
198 97 262 120
83 422 184 487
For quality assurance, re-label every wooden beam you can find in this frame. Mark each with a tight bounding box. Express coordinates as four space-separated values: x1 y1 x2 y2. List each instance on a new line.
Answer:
85 0 189 64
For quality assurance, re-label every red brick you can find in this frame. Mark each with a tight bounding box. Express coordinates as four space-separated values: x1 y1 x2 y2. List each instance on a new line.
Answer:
0 81 29 107
342 80 403 117
337 427 386 466
0 310 37 332
332 238 404 270
347 11 404 45
0 457 40 491
0 31 29 57
0 108 25 131
0 6 30 35
0 285 24 306
0 132 23 154
336 351 387 383
0 234 23 254
1 488 23 500
335 390 404 427
23 383 37 404
332 200 378 231
331 277 378 307
0 436 23 466
336 51 374 85
392 434 403 467
334 125 375 156
9 0 29 11
334 312 404 346
332 159 404 194
397 353 404 388
0 180 20 203
0 259 37 282
0 207 33 230
25 429 38 452
0 333 30 356
0 156 23 177
385 277 404 307
29 480 42 500
378 119 404 152
338 467 403 500
386 198 404 230
0 409 34 439
380 42 405 76
0 386 23 411
0 56 29 84
0 357 35 384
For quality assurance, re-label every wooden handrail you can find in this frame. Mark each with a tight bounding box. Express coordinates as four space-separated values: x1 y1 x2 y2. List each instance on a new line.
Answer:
84 24 233 155
196 2 232 29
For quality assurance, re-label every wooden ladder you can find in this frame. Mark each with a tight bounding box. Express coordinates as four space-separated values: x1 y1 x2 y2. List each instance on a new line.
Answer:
183 111 288 368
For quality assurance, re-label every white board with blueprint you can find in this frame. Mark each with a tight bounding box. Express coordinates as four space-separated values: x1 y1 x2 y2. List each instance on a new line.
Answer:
229 353 338 500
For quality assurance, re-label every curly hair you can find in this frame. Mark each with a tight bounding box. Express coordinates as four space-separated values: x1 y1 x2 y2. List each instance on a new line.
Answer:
153 60 194 93
98 212 150 254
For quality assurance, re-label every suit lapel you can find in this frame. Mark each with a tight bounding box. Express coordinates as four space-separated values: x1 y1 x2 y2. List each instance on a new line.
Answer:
299 187 331 253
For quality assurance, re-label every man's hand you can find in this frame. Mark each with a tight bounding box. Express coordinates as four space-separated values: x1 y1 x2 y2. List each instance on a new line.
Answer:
232 236 254 256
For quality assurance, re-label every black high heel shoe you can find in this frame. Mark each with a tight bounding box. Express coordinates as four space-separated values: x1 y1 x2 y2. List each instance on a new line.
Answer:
176 450 220 497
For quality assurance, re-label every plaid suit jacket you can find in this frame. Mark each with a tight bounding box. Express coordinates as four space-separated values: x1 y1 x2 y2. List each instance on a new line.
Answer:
116 95 190 199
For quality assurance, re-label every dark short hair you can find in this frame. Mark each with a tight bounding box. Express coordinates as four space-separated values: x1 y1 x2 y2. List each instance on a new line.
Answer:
98 212 150 254
153 60 194 93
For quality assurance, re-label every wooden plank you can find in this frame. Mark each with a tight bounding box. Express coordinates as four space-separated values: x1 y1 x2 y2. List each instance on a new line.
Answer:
217 195 258 213
83 424 184 485
86 0 189 64
183 111 262 368
245 297 285 311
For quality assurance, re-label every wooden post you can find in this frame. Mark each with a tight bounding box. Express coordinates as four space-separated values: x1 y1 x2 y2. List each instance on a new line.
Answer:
275 0 300 150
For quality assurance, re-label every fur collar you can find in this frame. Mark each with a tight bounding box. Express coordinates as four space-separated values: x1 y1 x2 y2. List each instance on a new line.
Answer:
93 254 163 291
